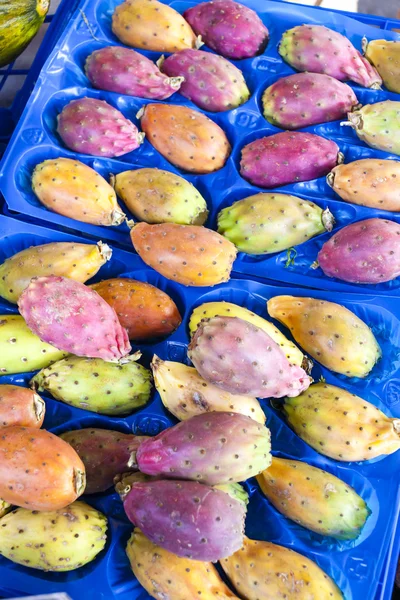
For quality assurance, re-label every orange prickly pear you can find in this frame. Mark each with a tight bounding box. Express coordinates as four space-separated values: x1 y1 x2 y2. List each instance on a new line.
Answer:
363 38 400 94
0 384 45 428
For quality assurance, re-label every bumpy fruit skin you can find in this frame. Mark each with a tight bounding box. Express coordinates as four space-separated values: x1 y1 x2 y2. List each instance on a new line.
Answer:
126 528 240 600
130 222 237 286
188 316 311 398
279 24 381 89
151 356 266 424
140 103 231 173
137 412 271 485
0 427 86 510
218 193 334 254
161 49 250 112
0 384 45 428
262 73 358 130
257 457 370 539
240 132 340 188
0 241 111 304
113 168 208 225
57 98 143 158
18 275 131 361
267 296 381 378
32 158 125 225
0 501 107 571
112 0 197 52
328 158 400 212
85 46 183 99
364 39 400 94
344 101 400 155
123 479 246 561
221 537 343 599
32 354 152 416
0 315 67 376
184 0 269 59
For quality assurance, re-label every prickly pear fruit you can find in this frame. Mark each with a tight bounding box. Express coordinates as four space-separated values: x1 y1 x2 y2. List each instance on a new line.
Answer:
113 168 208 225
31 354 152 416
184 0 269 59
0 426 86 510
0 240 111 304
221 537 343 599
279 24 381 89
151 356 266 424
267 296 381 378
240 132 341 188
32 158 125 225
130 222 237 286
112 0 197 53
0 384 45 428
91 277 181 341
0 500 11 518
343 101 400 155
317 218 400 284
215 482 249 507
0 315 67 376
57 98 144 158
218 193 334 254
327 158 400 212
18 275 131 361
363 39 400 94
188 316 311 398
257 457 370 539
161 49 250 112
139 103 231 173
126 528 240 600
122 479 246 561
262 73 358 130
85 46 183 99
0 501 107 571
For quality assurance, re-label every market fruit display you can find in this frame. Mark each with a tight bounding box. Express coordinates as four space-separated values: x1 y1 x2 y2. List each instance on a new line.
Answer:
0 384 45 428
343 100 400 155
363 38 400 93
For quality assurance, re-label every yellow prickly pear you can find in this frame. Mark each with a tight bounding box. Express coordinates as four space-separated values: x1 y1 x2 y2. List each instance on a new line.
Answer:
363 38 400 94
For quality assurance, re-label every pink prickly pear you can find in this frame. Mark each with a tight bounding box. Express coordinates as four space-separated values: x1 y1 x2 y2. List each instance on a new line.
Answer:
18 276 131 361
57 98 144 158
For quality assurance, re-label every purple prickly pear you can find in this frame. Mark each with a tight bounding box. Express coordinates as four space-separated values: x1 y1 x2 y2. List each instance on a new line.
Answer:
184 0 269 59
85 46 183 100
121 479 246 561
18 276 131 361
161 49 250 112
279 25 382 89
57 98 144 158
136 412 271 485
240 131 341 188
188 316 311 398
316 218 400 284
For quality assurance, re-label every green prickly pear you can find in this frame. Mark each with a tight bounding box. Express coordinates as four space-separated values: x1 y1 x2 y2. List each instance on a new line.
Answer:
0 499 11 518
343 101 400 155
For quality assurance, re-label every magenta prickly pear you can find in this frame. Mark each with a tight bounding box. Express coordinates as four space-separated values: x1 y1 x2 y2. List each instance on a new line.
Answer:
57 97 144 158
18 276 131 361
240 132 341 188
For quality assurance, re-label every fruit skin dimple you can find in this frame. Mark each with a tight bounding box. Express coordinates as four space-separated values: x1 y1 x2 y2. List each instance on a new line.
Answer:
0 384 45 428
343 100 400 155
364 39 400 94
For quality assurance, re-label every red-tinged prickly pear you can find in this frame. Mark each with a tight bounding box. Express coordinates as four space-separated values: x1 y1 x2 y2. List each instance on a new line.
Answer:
363 38 400 94
188 316 311 398
126 528 240 600
121 479 246 561
0 426 86 510
57 98 144 158
0 240 111 304
18 275 131 361
257 457 370 539
221 537 343 599
130 222 237 286
139 103 231 173
112 0 197 53
240 132 341 188
0 501 107 571
342 101 400 155
279 24 381 89
161 49 250 112
0 384 45 428
262 73 358 130
267 296 381 378
280 382 400 461
316 218 400 284
184 0 269 59
85 46 183 99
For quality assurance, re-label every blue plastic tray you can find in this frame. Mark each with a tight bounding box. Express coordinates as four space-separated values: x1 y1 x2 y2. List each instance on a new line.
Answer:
0 214 399 600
